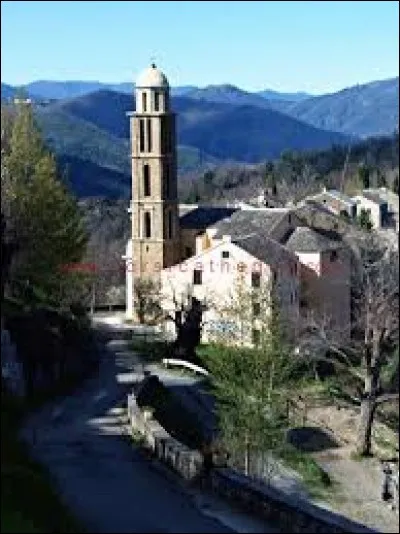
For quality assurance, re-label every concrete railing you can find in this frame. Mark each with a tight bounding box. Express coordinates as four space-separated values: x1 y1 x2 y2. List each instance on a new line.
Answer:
162 358 209 376
127 393 203 480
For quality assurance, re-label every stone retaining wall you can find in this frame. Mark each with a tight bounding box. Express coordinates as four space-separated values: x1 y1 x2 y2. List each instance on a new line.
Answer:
127 391 377 533
203 467 377 533
127 393 203 480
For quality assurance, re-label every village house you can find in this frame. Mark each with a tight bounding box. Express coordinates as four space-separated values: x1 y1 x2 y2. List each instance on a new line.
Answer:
356 188 399 231
285 226 351 343
352 190 390 229
303 188 357 219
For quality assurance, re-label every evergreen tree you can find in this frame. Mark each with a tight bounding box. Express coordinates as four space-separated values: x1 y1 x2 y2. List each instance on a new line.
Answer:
357 164 370 189
357 208 373 231
1 101 88 304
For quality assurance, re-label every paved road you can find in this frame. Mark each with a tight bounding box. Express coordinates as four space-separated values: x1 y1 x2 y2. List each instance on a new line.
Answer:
20 324 279 533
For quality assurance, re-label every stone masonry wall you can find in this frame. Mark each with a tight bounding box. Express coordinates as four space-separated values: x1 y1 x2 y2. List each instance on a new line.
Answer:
127 392 203 480
127 391 377 533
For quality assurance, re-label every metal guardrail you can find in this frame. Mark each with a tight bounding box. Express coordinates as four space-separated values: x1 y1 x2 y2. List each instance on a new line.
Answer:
162 358 209 376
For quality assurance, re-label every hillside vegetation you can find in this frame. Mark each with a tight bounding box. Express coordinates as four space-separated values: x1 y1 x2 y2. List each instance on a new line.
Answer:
268 77 399 138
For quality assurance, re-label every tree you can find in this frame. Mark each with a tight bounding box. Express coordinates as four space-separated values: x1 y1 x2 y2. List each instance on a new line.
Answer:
264 161 277 197
199 275 294 478
105 285 125 311
376 170 387 188
133 278 163 325
297 231 399 456
164 286 206 362
358 164 370 189
357 208 373 231
1 101 87 305
393 174 399 195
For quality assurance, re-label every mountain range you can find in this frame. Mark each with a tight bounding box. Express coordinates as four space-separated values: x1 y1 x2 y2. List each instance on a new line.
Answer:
1 79 312 101
32 90 350 197
1 76 398 198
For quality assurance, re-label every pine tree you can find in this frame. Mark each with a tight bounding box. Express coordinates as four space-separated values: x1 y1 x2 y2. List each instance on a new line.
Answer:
1 101 88 304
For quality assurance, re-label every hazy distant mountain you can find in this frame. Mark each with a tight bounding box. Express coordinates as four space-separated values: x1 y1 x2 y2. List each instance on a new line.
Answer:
4 77 397 139
1 83 17 100
1 80 199 101
170 86 199 97
257 89 313 101
184 84 272 109
267 77 399 138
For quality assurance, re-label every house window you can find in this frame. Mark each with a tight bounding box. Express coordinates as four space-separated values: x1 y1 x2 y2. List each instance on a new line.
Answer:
252 302 261 316
251 272 261 288
193 269 202 285
222 250 229 259
168 211 173 239
252 329 261 346
142 92 147 112
144 212 151 238
147 118 152 152
154 91 160 112
139 119 145 152
185 247 192 258
143 164 151 196
330 250 338 262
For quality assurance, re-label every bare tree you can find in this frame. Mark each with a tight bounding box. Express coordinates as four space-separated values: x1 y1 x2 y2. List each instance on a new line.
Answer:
164 284 207 362
133 278 163 325
297 230 399 456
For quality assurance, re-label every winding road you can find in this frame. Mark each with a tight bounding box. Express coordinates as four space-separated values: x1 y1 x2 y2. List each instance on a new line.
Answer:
20 320 279 533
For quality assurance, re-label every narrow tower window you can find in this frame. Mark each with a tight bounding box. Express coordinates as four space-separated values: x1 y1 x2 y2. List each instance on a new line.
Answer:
164 162 170 197
139 119 145 152
143 164 151 196
168 210 173 239
154 91 160 112
161 119 168 154
142 92 147 112
147 118 152 152
144 212 151 238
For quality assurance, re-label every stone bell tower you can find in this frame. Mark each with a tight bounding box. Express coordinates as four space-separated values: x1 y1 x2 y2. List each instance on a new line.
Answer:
129 64 180 282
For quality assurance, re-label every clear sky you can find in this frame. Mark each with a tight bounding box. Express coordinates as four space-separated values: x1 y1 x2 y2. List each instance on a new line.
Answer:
1 0 399 94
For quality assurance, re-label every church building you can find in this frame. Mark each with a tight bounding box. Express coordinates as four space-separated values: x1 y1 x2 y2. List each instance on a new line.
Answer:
125 65 351 345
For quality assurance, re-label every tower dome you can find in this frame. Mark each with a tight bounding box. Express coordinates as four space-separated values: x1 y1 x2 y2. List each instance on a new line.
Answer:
136 63 169 89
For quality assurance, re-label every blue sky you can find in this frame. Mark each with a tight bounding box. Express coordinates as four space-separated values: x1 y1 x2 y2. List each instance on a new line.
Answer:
1 1 399 94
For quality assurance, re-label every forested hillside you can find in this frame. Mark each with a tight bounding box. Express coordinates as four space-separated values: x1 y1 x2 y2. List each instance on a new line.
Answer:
267 77 399 138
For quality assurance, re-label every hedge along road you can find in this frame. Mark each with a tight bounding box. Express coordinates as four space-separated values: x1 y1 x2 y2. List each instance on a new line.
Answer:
19 318 280 534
